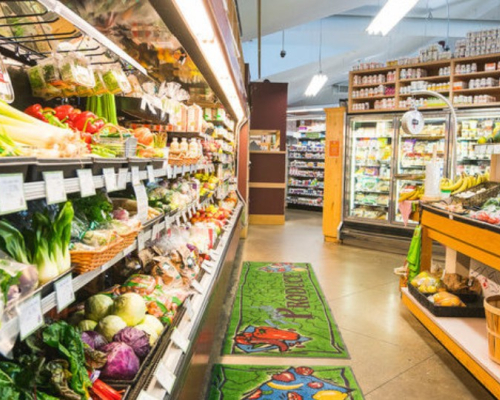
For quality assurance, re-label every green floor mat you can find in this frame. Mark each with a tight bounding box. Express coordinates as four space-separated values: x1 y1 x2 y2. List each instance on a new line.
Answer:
208 364 364 400
222 262 349 358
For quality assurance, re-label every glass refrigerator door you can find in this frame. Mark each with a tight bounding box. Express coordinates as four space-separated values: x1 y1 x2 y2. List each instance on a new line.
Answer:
455 111 496 176
345 116 395 223
393 114 449 225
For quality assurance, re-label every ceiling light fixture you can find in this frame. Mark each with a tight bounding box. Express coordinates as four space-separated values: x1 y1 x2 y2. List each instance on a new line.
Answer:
366 0 418 36
305 19 327 97
173 0 245 121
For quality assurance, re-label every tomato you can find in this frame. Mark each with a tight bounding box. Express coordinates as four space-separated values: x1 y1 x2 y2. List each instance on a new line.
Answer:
272 372 295 382
287 393 303 400
307 381 324 389
295 367 314 376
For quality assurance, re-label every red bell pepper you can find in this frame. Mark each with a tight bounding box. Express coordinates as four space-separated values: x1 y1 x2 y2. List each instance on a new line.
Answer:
73 111 105 134
24 104 47 122
42 107 68 128
54 104 74 122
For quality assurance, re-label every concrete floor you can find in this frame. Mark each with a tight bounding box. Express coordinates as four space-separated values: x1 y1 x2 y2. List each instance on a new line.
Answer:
208 209 495 399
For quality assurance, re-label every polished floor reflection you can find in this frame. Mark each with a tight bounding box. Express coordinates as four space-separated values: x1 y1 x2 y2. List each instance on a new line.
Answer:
205 209 493 400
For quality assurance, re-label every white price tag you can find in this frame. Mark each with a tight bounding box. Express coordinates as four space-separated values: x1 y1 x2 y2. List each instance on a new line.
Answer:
487 146 494 155
147 165 155 183
182 211 188 222
133 183 149 223
175 215 181 225
131 166 140 186
137 391 160 400
155 362 176 393
102 168 117 192
54 273 75 312
204 166 209 174
181 165 186 175
152 223 161 241
0 173 26 215
184 298 195 320
191 280 204 294
77 169 96 197
495 145 500 154
137 231 146 251
167 166 173 179
117 168 128 190
43 171 67 204
18 293 43 340
190 164 195 173
201 263 213 275
476 145 484 155
187 208 193 219
171 328 190 353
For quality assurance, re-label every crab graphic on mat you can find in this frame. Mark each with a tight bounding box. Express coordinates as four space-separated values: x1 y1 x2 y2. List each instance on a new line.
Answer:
259 263 307 273
234 326 311 353
242 367 352 399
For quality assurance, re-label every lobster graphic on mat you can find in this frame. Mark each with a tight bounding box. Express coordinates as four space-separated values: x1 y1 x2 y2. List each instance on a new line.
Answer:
234 326 311 353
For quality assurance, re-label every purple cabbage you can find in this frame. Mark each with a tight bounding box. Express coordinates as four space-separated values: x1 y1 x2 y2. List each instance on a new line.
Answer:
81 331 108 350
113 327 151 359
100 342 140 380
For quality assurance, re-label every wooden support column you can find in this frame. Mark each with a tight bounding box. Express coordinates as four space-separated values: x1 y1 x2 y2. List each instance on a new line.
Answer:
322 107 345 242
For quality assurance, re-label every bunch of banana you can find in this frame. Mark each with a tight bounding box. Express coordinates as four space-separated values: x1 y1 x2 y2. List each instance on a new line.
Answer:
440 172 489 195
399 186 424 202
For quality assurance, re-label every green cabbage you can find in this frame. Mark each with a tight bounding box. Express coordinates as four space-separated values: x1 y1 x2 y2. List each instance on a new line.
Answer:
85 294 114 322
112 293 146 327
134 323 159 345
140 315 164 336
97 315 127 341
77 319 97 332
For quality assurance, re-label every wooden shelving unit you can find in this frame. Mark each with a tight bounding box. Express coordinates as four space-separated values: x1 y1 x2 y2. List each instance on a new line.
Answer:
349 52 500 113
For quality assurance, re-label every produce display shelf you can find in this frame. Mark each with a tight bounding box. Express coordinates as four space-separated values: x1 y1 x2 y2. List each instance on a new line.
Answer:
0 194 217 348
21 162 214 205
402 288 500 398
130 201 243 399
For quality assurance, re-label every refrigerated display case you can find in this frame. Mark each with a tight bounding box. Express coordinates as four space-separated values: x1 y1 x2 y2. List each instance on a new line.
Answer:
344 115 395 224
393 113 449 225
454 110 496 176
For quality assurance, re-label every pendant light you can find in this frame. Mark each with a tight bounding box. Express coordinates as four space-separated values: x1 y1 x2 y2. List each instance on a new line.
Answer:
305 19 327 97
366 0 419 36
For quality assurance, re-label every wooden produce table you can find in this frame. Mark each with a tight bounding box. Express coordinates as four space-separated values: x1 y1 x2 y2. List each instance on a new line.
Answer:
402 205 500 397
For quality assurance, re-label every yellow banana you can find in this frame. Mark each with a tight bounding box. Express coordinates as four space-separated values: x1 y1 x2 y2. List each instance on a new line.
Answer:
452 177 469 194
442 177 463 191
399 190 415 202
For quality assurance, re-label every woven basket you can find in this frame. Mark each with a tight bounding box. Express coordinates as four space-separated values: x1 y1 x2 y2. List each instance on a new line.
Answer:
453 182 500 208
116 229 141 252
70 238 124 274
485 295 500 364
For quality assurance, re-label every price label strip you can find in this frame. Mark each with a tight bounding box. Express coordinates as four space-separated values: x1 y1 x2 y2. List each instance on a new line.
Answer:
137 391 160 400
102 168 117 192
201 262 213 275
77 169 96 197
184 298 195 320
155 362 176 394
43 171 67 204
131 166 140 186
133 183 149 223
117 168 128 190
18 293 44 340
0 173 27 215
191 280 204 294
137 232 146 251
171 328 190 353
147 165 155 183
54 273 75 312
151 222 161 241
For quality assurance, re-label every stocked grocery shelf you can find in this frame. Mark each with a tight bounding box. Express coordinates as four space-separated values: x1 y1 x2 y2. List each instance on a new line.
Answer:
288 184 324 189
167 131 213 141
351 94 396 101
205 119 234 132
399 90 449 97
288 157 325 161
455 71 500 79
289 166 325 170
355 136 393 139
0 193 218 348
289 149 325 153
288 192 323 197
352 82 396 89
399 75 451 83
131 201 244 399
453 87 500 94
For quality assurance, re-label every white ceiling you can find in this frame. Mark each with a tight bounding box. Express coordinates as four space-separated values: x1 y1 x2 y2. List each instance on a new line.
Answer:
237 0 500 108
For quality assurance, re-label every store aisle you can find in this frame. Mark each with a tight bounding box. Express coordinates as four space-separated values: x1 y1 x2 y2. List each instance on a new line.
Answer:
205 209 494 400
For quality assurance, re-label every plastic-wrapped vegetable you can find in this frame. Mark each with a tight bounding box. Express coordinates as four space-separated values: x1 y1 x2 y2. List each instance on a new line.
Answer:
119 274 157 296
410 271 443 294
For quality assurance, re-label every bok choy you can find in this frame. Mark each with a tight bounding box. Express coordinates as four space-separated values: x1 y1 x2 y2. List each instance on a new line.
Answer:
0 202 74 285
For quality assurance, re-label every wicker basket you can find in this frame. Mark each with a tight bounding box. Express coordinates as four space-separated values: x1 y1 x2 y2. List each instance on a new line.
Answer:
70 238 124 274
452 182 500 208
485 295 500 364
116 229 141 252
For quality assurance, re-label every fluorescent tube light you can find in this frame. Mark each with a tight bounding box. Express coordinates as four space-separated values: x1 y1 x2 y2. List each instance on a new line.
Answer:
173 0 245 121
305 73 327 97
366 0 418 36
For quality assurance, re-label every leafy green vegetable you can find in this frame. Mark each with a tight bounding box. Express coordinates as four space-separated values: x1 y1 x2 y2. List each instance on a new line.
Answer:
73 190 113 225
0 220 30 264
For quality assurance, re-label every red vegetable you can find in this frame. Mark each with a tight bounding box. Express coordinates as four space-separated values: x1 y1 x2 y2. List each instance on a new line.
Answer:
24 104 47 122
73 111 105 134
307 382 323 389
287 393 303 400
91 379 122 400
54 105 74 121
247 389 262 399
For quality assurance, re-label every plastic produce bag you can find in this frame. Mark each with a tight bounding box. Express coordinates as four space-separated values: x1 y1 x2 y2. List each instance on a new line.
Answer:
410 271 443 294
406 225 421 282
